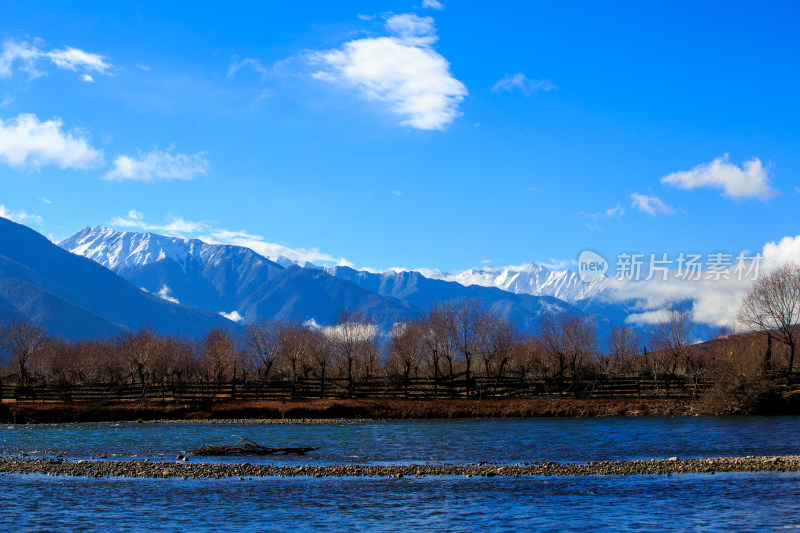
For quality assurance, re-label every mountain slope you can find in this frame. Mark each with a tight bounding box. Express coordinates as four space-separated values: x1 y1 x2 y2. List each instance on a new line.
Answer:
59 227 604 334
422 263 604 303
60 226 417 330
0 218 236 340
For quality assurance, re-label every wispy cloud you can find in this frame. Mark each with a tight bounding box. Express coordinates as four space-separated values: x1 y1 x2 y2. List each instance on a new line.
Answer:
0 113 104 170
311 13 467 130
204 229 345 266
0 39 112 80
227 57 270 78
105 210 348 266
492 73 556 95
103 147 209 182
0 205 43 225
109 210 208 238
661 154 776 201
578 203 624 231
421 0 445 10
630 193 675 216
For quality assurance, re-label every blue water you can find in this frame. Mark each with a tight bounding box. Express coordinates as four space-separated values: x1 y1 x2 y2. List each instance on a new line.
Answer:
2 417 800 531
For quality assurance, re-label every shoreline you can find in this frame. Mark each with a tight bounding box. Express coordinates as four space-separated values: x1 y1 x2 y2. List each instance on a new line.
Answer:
1 455 798 479
0 397 703 424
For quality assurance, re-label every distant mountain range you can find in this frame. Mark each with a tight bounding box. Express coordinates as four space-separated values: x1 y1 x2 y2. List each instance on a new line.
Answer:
0 220 643 341
0 218 236 340
59 226 627 336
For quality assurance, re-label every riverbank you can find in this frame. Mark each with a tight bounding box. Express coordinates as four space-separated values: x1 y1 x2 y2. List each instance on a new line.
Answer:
1 455 798 479
0 397 700 423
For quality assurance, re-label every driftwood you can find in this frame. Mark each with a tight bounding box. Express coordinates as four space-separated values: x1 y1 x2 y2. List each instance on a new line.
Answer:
189 437 318 457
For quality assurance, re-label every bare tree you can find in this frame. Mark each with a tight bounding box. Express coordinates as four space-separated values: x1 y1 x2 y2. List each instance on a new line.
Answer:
738 261 800 372
119 329 160 391
388 319 426 396
307 328 333 397
648 302 693 378
477 313 518 394
243 320 283 382
425 303 459 396
538 311 597 382
605 324 640 376
647 302 694 396
201 329 237 383
279 322 316 391
452 299 483 397
328 310 378 391
0 318 45 386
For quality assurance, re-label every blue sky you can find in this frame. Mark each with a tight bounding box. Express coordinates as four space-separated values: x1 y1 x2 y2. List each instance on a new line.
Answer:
1 0 798 274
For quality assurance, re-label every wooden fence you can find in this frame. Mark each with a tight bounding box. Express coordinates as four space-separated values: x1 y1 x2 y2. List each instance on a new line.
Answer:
0 374 723 404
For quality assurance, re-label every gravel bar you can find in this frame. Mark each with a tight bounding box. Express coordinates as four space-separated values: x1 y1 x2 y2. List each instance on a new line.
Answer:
1 456 798 479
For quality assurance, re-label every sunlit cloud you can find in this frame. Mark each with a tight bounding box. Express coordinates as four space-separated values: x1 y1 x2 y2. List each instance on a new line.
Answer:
311 13 467 130
661 154 776 200
630 193 675 216
0 205 43 226
103 147 209 182
0 113 104 170
0 39 112 80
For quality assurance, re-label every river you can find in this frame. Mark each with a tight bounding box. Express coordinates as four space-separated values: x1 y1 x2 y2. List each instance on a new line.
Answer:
2 416 799 531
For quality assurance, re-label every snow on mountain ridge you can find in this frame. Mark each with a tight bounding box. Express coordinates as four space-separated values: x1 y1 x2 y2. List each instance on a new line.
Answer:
59 226 276 275
61 227 603 304
434 263 605 303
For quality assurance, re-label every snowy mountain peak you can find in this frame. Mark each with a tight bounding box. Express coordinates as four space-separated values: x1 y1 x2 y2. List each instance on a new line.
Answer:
58 226 281 274
431 262 603 303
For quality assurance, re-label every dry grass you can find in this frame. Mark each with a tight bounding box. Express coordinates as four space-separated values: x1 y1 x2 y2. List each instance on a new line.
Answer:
1 396 694 423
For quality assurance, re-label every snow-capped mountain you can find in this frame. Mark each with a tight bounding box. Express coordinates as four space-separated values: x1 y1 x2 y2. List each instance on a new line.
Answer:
58 226 603 334
436 264 605 303
0 219 236 340
61 226 277 276
58 226 416 329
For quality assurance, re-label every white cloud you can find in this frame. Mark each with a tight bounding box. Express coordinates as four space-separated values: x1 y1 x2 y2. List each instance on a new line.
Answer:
630 193 675 216
422 0 445 9
661 154 776 200
492 73 556 94
578 203 624 231
605 234 800 329
80 74 94 83
0 205 43 225
384 13 438 46
323 321 379 342
103 148 209 182
392 190 402 197
109 210 208 238
156 285 180 304
105 210 348 267
0 39 112 80
0 40 44 78
762 235 800 269
41 198 52 205
204 229 344 266
46 46 111 74
227 57 270 78
0 113 104 170
220 310 243 323
311 13 467 130
0 94 12 107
